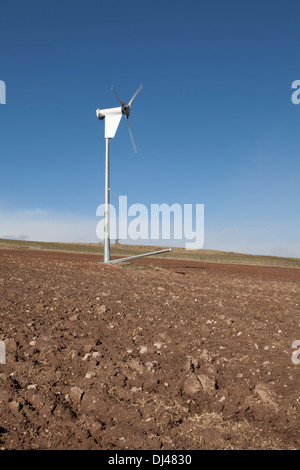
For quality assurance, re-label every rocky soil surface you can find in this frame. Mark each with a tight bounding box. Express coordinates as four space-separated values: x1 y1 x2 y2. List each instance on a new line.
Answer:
0 248 300 449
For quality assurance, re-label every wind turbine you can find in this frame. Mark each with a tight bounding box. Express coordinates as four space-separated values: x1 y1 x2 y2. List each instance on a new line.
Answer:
96 85 172 263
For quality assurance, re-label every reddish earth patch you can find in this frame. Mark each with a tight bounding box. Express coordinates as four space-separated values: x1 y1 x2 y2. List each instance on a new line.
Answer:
0 248 300 449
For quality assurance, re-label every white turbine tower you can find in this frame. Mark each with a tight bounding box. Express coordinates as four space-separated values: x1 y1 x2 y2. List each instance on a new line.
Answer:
96 85 172 264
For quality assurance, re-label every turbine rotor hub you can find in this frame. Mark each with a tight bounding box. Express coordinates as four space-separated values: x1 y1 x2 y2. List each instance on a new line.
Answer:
121 103 130 117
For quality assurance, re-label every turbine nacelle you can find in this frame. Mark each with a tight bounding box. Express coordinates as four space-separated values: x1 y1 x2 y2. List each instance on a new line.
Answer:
96 84 143 153
96 106 122 139
96 109 105 120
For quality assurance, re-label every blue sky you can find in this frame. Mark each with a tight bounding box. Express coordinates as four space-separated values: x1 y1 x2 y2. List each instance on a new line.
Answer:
0 0 300 256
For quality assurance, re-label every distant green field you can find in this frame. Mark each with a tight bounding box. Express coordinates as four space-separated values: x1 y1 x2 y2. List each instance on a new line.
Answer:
1 238 300 269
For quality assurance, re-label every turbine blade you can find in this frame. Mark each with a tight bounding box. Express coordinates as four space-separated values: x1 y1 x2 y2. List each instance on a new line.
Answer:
126 116 137 153
111 85 125 106
128 83 143 108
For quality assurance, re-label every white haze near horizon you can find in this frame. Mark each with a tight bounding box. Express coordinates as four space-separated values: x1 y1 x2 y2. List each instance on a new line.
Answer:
0 208 299 258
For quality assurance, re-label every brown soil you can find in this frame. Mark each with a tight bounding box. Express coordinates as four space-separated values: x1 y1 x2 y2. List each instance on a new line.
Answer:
0 248 300 450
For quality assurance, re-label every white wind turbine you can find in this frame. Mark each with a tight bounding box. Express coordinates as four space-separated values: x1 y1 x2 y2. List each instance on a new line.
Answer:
96 84 172 263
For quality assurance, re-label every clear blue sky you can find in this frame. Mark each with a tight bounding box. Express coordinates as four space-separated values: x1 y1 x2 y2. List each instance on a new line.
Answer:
0 0 299 256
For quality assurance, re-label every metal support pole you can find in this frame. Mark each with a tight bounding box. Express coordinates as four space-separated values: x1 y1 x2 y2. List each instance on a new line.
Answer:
107 248 172 264
104 138 110 263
